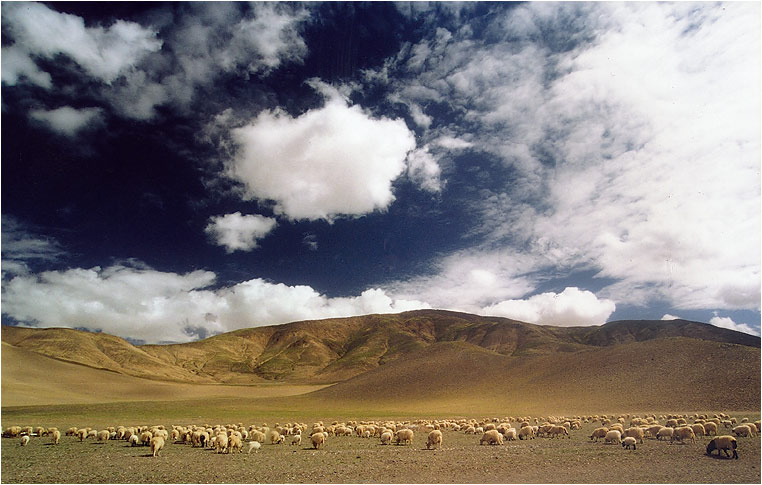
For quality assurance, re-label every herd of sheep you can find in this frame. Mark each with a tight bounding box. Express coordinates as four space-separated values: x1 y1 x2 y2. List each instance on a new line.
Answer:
3 412 758 460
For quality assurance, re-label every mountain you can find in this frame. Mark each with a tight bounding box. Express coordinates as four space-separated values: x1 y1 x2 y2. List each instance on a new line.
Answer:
2 310 759 386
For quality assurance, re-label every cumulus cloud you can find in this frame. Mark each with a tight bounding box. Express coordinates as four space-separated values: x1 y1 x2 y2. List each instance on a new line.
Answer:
29 106 104 136
661 314 681 321
482 287 616 327
227 84 416 220
709 313 760 337
0 263 431 343
406 146 442 192
204 212 277 253
2 2 162 84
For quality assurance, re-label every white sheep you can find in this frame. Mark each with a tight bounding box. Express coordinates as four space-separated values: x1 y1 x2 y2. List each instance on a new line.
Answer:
706 435 738 459
622 427 645 444
504 428 517 441
311 432 326 449
229 435 243 453
291 435 302 446
480 430 503 446
129 434 140 446
426 430 442 450
590 427 608 442
703 422 718 436
671 427 695 444
656 427 674 441
51 429 61 445
395 429 414 446
216 433 229 454
20 435 30 446
732 425 754 438
97 430 110 442
621 437 637 450
604 430 621 444
151 436 165 457
380 431 393 445
246 441 261 453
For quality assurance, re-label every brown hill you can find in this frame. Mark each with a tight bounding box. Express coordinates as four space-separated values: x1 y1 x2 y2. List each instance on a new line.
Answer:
2 310 759 386
310 337 761 414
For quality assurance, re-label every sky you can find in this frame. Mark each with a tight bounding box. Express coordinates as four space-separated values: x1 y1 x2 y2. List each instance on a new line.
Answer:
1 1 760 344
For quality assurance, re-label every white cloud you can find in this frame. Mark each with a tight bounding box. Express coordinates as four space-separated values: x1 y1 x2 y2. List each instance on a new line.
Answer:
709 314 760 337
29 106 104 136
661 314 681 321
406 146 442 192
482 287 616 327
1 216 64 277
204 212 277 253
227 84 416 220
2 2 162 83
1 46 52 88
0 263 431 344
377 2 761 314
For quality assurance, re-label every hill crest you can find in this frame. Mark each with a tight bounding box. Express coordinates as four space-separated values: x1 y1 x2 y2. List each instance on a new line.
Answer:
2 309 758 385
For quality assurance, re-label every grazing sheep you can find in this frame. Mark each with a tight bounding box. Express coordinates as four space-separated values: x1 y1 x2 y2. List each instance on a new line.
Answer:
51 429 61 445
656 427 674 441
151 436 165 457
426 430 443 450
549 426 570 439
732 425 754 438
129 434 140 446
250 430 266 443
216 433 229 454
380 431 393 445
504 428 517 441
229 435 243 453
395 429 414 446
291 435 302 446
706 436 738 459
622 437 637 450
246 441 261 453
97 430 110 442
311 432 326 449
518 426 535 440
480 430 503 446
671 427 696 444
604 430 622 444
691 423 706 439
703 422 718 436
269 430 281 445
623 427 645 444
140 431 153 446
590 427 608 442
20 435 30 447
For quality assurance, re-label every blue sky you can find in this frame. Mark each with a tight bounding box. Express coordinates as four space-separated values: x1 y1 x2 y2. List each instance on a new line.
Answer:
1 2 760 344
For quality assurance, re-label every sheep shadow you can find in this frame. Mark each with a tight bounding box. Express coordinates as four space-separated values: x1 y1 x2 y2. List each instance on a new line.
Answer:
705 452 739 460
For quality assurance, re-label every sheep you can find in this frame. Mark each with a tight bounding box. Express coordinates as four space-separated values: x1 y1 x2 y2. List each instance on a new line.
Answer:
97 430 110 442
311 432 326 449
51 429 61 445
246 441 261 453
656 427 674 441
229 435 243 453
216 433 229 454
549 426 570 439
426 430 443 450
691 423 706 439
671 427 696 444
291 435 302 446
380 431 393 445
623 427 645 444
20 435 30 447
590 427 608 442
518 426 535 440
269 430 281 445
604 430 622 444
395 429 414 446
129 434 140 446
504 428 517 441
706 435 738 459
732 425 754 438
150 436 165 457
621 437 637 450
140 431 153 446
480 429 503 446
703 422 718 436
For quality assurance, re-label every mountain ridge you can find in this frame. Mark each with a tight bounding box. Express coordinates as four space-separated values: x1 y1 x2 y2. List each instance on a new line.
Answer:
2 309 758 385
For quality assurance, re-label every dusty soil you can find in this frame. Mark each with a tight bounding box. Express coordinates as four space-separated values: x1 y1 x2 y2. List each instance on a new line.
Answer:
2 419 759 483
